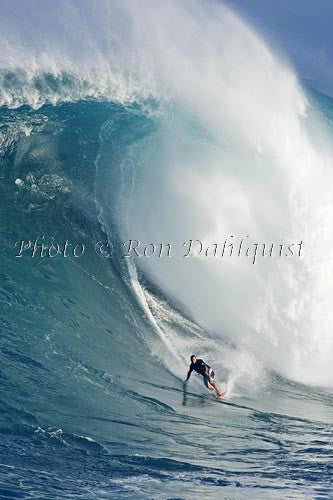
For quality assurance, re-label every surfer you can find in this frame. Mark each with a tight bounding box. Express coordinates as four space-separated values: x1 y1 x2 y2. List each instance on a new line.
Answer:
185 355 224 398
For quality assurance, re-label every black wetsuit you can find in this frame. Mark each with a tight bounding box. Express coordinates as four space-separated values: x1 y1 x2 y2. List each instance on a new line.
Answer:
186 359 215 387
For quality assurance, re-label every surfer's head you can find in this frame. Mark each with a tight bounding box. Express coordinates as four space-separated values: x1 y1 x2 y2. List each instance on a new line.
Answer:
190 354 196 363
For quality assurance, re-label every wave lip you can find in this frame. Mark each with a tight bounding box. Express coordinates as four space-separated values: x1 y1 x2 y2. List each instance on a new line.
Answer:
0 68 153 109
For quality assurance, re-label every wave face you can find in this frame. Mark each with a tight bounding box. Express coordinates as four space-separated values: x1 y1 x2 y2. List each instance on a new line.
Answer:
0 1 333 499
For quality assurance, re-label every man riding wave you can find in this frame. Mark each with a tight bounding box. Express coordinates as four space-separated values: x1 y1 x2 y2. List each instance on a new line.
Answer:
185 354 224 398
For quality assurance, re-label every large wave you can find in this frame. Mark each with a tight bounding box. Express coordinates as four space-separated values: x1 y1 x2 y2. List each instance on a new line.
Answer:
1 0 333 388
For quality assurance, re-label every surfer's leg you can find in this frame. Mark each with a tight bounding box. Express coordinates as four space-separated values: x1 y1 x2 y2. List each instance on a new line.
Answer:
203 375 214 391
203 375 219 394
209 379 223 397
207 369 223 396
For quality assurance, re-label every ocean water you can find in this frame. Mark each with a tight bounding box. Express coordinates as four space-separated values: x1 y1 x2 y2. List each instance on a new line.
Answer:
0 1 333 499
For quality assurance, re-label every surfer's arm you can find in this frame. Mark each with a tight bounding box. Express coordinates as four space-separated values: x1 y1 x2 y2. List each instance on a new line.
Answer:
185 365 193 382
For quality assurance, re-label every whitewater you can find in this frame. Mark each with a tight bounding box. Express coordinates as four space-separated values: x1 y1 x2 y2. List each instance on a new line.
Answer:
0 0 332 498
